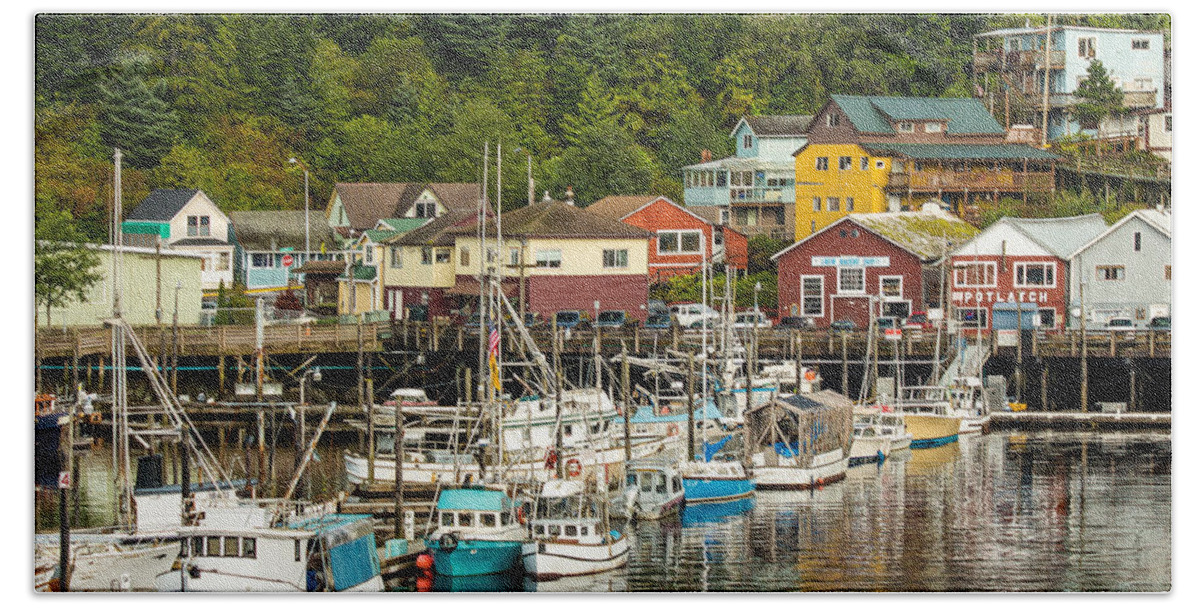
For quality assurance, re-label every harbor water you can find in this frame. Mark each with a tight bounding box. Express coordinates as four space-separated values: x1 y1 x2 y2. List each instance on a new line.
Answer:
39 430 1170 592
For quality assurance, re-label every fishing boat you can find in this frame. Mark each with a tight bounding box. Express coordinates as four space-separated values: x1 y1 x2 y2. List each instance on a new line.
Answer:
623 458 684 520
849 407 913 466
522 479 629 581
892 386 963 449
427 487 527 577
744 390 854 490
679 459 755 503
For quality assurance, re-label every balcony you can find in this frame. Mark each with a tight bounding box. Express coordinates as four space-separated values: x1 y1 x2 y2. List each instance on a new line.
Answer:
887 169 1055 192
728 186 794 204
1049 89 1158 109
973 49 1064 71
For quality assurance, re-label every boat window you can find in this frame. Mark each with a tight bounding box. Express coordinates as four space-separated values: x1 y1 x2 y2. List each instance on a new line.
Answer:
192 536 204 557
549 524 561 536
591 423 601 434
581 526 590 537
672 477 682 493
224 537 240 557
656 474 667 494
295 539 302 562
441 512 454 526
207 536 222 557
242 538 256 559
564 425 573 437
480 513 497 527
535 524 545 535
640 473 653 492
500 512 511 526
457 512 473 527
627 474 637 487
565 525 578 536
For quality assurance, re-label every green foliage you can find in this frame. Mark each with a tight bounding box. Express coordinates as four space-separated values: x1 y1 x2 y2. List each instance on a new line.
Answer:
214 281 254 325
746 235 789 275
34 204 103 324
96 57 180 169
1072 60 1124 130
650 270 779 311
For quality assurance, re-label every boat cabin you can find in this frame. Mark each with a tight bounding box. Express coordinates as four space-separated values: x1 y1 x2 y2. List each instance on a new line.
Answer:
434 488 521 535
527 479 614 546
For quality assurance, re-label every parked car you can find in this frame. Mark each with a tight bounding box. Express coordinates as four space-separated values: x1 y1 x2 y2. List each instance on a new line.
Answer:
648 299 669 316
595 310 630 328
465 312 482 328
830 319 857 333
731 311 773 329
644 314 673 330
1148 316 1170 331
554 310 589 330
875 317 901 330
904 312 933 331
670 303 722 329
777 316 814 329
1104 316 1137 333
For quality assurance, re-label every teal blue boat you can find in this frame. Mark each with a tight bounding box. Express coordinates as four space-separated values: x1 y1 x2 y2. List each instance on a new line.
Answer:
428 488 526 577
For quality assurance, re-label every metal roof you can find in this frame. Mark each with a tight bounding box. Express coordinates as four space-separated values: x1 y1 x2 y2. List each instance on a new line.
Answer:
977 214 1109 259
230 210 339 251
831 95 1006 135
436 488 512 512
125 189 200 221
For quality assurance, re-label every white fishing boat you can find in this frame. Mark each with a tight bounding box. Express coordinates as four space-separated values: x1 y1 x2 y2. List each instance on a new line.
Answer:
522 479 629 581
744 390 854 490
623 458 684 520
849 407 913 466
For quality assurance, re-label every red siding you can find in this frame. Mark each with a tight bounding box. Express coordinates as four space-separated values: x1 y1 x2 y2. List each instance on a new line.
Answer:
775 218 926 328
622 199 725 281
947 254 1067 332
528 274 649 322
723 228 749 272
388 286 455 320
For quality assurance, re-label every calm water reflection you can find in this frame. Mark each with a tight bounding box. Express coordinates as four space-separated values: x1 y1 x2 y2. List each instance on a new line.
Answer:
41 430 1170 592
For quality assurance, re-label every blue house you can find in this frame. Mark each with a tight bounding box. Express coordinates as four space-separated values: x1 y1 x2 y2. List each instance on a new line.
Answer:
229 210 343 293
973 25 1166 140
682 115 811 239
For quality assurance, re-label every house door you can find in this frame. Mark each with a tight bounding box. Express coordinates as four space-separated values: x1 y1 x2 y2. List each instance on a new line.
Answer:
386 289 403 320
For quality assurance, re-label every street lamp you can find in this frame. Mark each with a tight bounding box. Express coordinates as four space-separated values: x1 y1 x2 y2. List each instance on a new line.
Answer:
289 158 310 255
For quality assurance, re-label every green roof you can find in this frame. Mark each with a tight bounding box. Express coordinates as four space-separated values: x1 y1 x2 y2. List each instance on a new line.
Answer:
121 221 170 238
436 488 511 512
831 95 1006 135
862 143 1060 161
342 264 376 281
362 229 397 243
378 218 429 232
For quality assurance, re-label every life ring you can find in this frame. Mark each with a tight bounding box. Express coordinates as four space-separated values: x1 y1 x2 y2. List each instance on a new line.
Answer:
439 532 459 552
660 406 670 416
667 424 680 437
804 369 817 382
566 458 582 478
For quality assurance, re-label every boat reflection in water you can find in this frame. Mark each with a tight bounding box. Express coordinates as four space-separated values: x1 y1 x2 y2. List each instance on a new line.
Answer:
681 497 755 527
522 569 628 593
906 441 961 474
427 569 524 592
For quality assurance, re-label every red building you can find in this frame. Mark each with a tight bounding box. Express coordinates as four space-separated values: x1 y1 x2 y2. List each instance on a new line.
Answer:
587 195 749 281
772 206 978 328
948 215 1107 333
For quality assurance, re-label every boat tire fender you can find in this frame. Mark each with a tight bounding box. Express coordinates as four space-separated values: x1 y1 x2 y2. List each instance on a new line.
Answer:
439 532 459 553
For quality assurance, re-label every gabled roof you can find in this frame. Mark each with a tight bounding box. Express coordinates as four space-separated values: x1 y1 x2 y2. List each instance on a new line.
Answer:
423 183 483 212
861 142 1059 161
1070 208 1171 259
830 94 1006 135
449 201 652 240
953 214 1108 259
377 218 430 232
332 182 481 230
586 195 663 221
230 210 338 251
387 210 477 247
771 205 978 263
125 189 201 221
733 115 814 138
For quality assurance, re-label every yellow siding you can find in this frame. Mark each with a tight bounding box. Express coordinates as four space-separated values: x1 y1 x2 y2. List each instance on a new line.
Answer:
338 280 379 315
794 143 893 238
381 245 456 289
38 249 205 328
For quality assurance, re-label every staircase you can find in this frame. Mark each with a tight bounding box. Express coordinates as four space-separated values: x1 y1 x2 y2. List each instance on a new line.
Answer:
939 340 988 386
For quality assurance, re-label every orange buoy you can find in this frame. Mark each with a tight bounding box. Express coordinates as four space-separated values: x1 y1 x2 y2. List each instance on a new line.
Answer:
804 369 817 382
660 406 670 416
416 575 433 592
667 424 680 436
416 553 434 571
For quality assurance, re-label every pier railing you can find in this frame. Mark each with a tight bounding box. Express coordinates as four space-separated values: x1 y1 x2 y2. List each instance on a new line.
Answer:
35 322 384 359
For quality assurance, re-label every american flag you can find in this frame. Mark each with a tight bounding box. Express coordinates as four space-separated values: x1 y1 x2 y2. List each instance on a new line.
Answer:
488 325 500 357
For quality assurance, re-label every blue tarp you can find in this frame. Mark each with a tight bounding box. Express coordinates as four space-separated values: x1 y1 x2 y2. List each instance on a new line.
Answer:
328 533 379 591
702 434 734 462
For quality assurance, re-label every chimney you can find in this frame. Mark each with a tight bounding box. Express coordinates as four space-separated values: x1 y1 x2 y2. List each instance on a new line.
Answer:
542 190 552 203
701 149 713 163
565 186 575 206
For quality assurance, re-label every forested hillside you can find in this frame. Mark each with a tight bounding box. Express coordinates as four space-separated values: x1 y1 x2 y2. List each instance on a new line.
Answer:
35 13 1169 241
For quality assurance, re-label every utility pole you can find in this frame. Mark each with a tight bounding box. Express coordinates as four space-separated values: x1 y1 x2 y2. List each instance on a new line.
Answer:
172 281 181 396
1041 14 1053 147
686 352 696 463
622 348 632 463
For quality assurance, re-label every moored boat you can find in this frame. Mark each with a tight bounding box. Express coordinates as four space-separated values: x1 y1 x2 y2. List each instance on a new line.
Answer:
521 479 629 581
744 390 854 490
427 487 526 577
679 459 755 503
623 458 684 520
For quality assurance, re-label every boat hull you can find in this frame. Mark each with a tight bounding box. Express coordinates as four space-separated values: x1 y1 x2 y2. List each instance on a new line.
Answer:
67 540 177 592
521 536 629 581
681 476 755 503
431 540 522 577
848 436 890 467
753 448 849 490
903 414 960 449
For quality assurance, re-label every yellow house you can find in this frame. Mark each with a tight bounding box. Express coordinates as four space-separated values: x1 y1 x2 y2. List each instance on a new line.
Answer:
377 210 477 320
794 143 893 236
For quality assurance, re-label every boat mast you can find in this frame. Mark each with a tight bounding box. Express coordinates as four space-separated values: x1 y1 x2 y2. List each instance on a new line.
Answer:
112 147 134 526
495 141 504 467
477 142 489 407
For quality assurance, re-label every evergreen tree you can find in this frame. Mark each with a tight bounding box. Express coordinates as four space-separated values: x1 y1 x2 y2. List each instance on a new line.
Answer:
1073 60 1125 139
96 57 180 169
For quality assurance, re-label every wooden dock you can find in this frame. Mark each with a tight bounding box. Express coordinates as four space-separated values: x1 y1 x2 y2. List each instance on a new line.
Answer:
988 411 1171 431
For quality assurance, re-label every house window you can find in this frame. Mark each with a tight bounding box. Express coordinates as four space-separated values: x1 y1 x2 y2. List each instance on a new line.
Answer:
460 247 470 266
658 230 702 254
716 172 727 187
846 197 854 212
364 246 374 264
827 197 840 212
1014 262 1055 287
251 253 274 268
216 252 230 271
812 197 821 212
860 157 869 171
801 276 824 317
391 248 402 268
509 248 520 267
414 200 437 218
925 122 943 133
1078 37 1096 58
602 249 629 268
875 160 886 169
838 156 852 170
838 267 865 294
187 216 211 237
827 113 840 127
880 276 903 299
1096 265 1125 281
953 261 997 287
743 134 753 149
957 308 988 329
1038 309 1056 328
535 249 562 268
1134 231 1141 252
897 122 914 133
1165 265 1171 280
815 157 829 171
421 247 433 265
434 248 451 264
1132 39 1150 50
